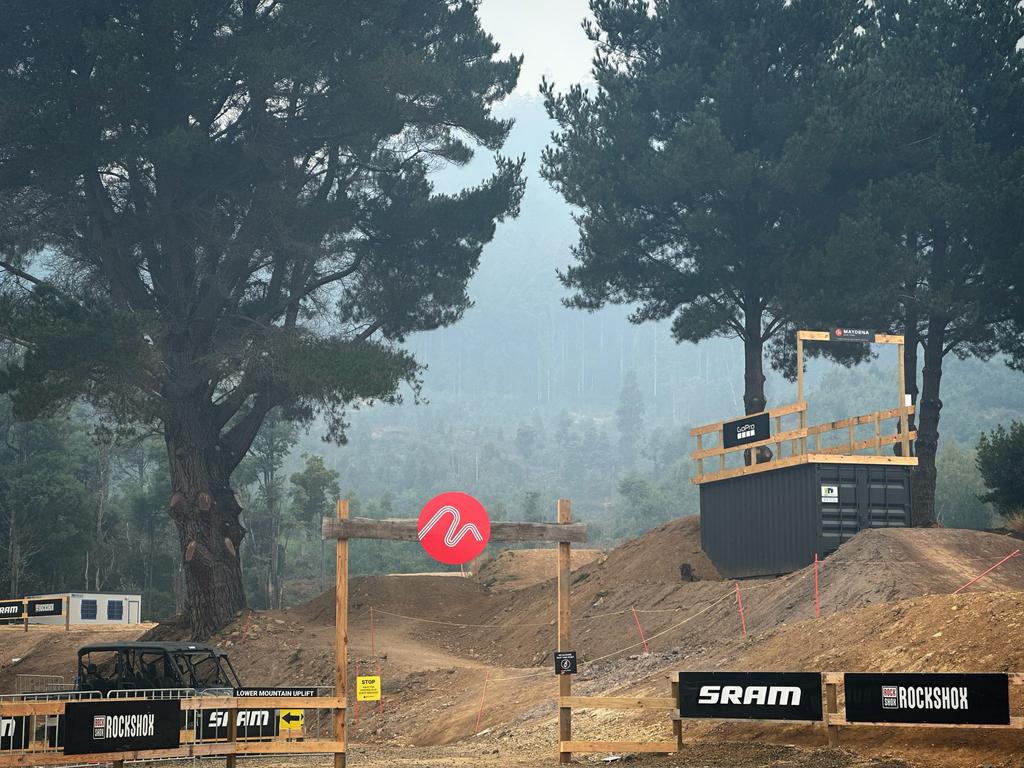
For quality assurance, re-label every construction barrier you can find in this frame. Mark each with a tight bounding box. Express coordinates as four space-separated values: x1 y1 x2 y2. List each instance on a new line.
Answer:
0 689 344 767
560 670 1024 757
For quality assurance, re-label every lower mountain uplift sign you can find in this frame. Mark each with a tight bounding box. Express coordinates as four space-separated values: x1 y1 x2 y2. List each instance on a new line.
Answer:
722 412 771 449
678 672 823 721
234 688 317 697
844 673 1010 725
64 699 180 755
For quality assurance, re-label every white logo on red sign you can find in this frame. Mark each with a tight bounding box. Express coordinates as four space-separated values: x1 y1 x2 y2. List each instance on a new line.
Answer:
417 492 491 565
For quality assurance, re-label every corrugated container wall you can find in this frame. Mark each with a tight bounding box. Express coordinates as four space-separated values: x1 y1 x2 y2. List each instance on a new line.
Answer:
699 463 912 579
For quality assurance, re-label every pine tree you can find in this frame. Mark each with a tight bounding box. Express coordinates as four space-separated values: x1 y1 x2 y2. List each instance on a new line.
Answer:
0 0 524 636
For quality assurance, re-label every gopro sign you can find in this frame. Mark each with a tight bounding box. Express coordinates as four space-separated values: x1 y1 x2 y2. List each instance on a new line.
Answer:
722 412 771 450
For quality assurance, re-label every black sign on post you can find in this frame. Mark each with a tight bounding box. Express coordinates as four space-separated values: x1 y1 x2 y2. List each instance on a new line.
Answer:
64 699 181 755
27 599 63 617
0 716 30 751
677 672 823 722
554 651 577 676
722 412 771 450
844 673 1010 725
0 601 24 621
830 327 874 343
234 687 317 698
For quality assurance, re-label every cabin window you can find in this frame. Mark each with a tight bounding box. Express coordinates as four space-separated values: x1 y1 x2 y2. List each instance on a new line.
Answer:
107 601 124 621
80 599 97 620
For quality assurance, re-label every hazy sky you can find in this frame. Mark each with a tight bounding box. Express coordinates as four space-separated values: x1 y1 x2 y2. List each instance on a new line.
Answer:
478 0 596 96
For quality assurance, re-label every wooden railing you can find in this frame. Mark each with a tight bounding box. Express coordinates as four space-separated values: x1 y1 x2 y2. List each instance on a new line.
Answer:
558 681 683 756
690 403 917 484
0 694 344 767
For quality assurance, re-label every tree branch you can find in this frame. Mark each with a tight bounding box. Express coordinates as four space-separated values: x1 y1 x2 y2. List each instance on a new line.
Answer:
0 260 45 286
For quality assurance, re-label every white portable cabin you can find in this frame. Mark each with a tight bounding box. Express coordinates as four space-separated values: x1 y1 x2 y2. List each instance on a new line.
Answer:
27 592 142 625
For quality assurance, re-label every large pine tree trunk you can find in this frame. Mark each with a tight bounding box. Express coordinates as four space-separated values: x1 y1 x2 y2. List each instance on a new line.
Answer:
165 407 246 639
742 308 767 415
911 316 946 526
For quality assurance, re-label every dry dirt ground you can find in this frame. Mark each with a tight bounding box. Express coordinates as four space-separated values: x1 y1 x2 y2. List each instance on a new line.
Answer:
4 517 1024 768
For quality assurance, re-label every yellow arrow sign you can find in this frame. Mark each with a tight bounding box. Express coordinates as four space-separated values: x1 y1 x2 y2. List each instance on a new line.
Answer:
279 709 304 730
356 675 381 702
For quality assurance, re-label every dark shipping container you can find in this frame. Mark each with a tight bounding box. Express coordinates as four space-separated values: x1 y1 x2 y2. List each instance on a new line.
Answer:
699 462 912 579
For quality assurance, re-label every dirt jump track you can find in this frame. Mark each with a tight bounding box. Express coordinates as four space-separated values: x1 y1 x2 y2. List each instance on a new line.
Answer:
3 516 1024 767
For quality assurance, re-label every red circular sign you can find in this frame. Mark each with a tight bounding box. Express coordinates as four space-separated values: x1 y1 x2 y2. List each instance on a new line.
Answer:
417 492 491 565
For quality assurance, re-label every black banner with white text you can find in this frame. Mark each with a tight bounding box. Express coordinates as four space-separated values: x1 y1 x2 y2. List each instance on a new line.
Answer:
678 672 823 721
844 673 1009 725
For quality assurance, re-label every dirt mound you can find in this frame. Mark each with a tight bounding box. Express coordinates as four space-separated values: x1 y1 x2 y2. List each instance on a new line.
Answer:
735 590 1024 673
475 548 603 592
595 515 721 583
0 625 149 693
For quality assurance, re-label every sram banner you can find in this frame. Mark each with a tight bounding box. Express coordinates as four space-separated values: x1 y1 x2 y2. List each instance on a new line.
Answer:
198 708 280 740
844 673 1010 725
678 672 823 721
0 716 30 751
0 601 24 620
64 699 180 755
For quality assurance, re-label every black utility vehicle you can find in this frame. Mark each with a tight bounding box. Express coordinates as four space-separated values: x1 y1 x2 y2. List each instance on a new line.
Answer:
76 641 241 694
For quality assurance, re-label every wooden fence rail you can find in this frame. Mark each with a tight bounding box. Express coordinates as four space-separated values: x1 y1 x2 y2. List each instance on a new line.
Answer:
0 695 345 767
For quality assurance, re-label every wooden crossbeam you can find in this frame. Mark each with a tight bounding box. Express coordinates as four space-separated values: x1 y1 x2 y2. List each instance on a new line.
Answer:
321 517 588 544
690 427 807 460
689 401 806 437
814 431 917 456
560 696 676 710
805 405 916 435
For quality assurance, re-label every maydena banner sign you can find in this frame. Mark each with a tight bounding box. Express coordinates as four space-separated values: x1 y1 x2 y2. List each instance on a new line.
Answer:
677 672 823 722
845 672 1010 725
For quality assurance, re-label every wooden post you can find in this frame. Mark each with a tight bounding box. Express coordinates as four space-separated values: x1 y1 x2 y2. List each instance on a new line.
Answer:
825 679 840 747
557 499 572 765
225 702 238 768
671 678 682 751
897 342 910 457
65 596 70 632
874 412 882 455
335 499 349 768
23 599 28 632
695 433 704 479
796 335 807 455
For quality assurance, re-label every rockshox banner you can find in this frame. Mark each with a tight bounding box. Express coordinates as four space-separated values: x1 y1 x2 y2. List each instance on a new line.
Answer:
722 412 771 450
677 672 823 721
844 673 1010 725
27 598 63 617
64 700 180 755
